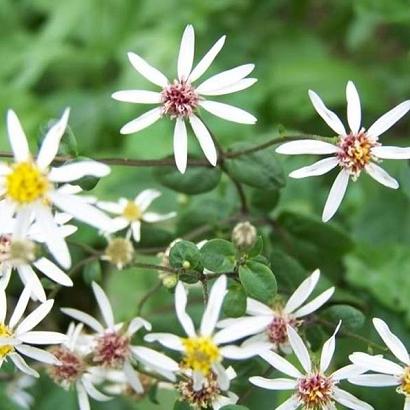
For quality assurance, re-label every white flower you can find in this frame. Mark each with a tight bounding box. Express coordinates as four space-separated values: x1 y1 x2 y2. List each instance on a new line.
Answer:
0 212 77 302
349 318 410 409
112 24 257 173
48 322 111 410
98 189 176 242
61 282 179 395
145 275 270 392
0 282 66 377
276 81 410 222
0 109 114 268
5 374 35 409
217 269 334 352
250 323 373 410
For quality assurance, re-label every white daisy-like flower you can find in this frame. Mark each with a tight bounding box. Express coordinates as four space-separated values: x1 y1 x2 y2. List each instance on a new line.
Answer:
5 374 35 409
145 275 270 392
0 282 66 377
48 322 111 410
217 269 334 353
61 282 179 395
0 212 77 302
250 323 373 410
112 24 257 173
276 81 410 222
349 318 410 409
97 189 176 242
0 109 114 268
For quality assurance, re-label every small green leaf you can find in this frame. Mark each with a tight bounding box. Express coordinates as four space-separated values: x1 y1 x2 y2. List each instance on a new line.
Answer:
200 239 237 273
246 236 263 258
239 261 277 304
270 249 307 290
169 240 202 272
223 284 247 317
322 305 365 331
250 187 280 212
82 259 102 284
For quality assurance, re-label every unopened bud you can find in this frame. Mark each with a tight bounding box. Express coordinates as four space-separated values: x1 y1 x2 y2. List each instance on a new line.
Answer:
182 260 191 270
162 274 178 289
9 239 36 264
232 221 257 250
103 237 134 270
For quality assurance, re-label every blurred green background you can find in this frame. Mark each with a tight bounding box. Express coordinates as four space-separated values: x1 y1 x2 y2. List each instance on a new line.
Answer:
1 0 410 409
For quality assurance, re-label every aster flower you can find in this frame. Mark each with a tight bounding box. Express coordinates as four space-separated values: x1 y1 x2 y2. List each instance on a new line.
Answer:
48 323 111 410
5 374 35 409
349 318 410 409
249 323 373 410
97 189 176 242
217 269 334 353
61 282 179 394
0 109 114 268
0 282 66 377
145 275 270 391
112 24 257 173
276 81 410 222
0 212 77 302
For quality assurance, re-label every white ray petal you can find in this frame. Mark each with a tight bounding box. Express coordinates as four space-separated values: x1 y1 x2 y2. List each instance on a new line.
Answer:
131 346 179 372
332 364 367 381
82 376 111 401
96 201 123 214
8 284 32 328
322 169 350 222
18 331 67 345
120 107 162 134
9 353 39 378
203 78 257 96
178 25 195 81
15 345 59 365
144 333 184 351
332 386 374 410
320 321 341 372
365 163 399 189
173 117 188 174
7 110 30 162
274 395 300 410
76 381 90 410
200 101 257 124
61 308 104 333
259 350 302 378
292 287 335 318
287 325 311 373
0 201 16 233
220 342 270 359
16 300 54 335
131 220 141 242
372 146 410 159
127 317 151 336
49 161 110 183
349 352 404 375
348 374 400 387
142 211 176 223
123 360 143 393
289 157 339 179
249 377 297 390
34 258 73 287
189 115 217 166
16 265 46 303
92 282 114 329
276 140 339 155
346 81 361 134
367 100 410 139
308 90 346 136
134 189 161 211
189 35 226 82
0 289 6 323
213 362 230 390
37 108 70 170
175 281 196 337
127 52 168 87
246 298 273 316
111 90 162 104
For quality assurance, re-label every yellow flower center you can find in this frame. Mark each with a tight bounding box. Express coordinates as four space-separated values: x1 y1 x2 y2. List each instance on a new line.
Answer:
0 323 13 358
181 336 220 375
122 201 142 221
401 367 410 396
6 162 49 204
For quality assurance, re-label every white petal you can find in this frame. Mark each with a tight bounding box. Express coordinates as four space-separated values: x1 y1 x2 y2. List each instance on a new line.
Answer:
9 353 39 378
178 25 195 81
144 332 184 351
213 362 230 390
111 90 162 104
275 395 300 410
259 350 302 378
76 382 90 410
200 275 227 336
286 325 311 373
200 101 256 125
214 316 271 345
289 157 339 179
96 201 122 214
131 220 141 242
372 146 410 159
292 287 335 318
320 321 341 372
16 300 54 335
189 35 226 82
346 81 361 134
349 352 404 375
13 206 33 238
0 288 6 323
134 189 161 211
120 107 162 134
365 163 399 189
220 342 270 359
189 115 217 165
15 345 59 365
276 140 339 155
196 64 254 95
142 211 176 223
92 282 114 329
372 318 409 365
246 298 273 316
332 364 368 381
0 200 16 233
322 169 350 222
175 281 196 337
82 376 111 401
249 377 297 390
7 110 30 162
406 397 410 410
308 90 346 136
203 78 257 96
16 265 46 303
60 308 104 333
123 360 143 393
34 258 73 287
18 331 67 345
192 371 204 391
127 52 168 87
285 269 321 314
173 117 188 174
332 386 374 410
131 346 179 372
49 161 110 183
127 317 152 336
37 108 70 170
367 100 410 139
348 374 400 387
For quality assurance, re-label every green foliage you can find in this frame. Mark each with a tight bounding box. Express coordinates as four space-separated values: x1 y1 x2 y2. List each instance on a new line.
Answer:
82 259 102 284
323 305 366 331
223 283 247 317
169 240 203 273
200 239 237 273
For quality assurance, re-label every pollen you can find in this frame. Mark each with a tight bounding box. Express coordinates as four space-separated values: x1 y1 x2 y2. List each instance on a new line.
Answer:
161 80 199 118
400 367 410 396
266 310 301 349
48 346 85 386
6 162 49 204
0 323 13 358
122 201 142 221
297 372 334 409
181 336 220 375
93 330 130 368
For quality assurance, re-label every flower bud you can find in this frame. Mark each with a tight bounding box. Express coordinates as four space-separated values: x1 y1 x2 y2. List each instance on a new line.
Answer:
103 237 134 270
182 260 191 270
9 238 36 265
162 274 178 289
232 221 257 250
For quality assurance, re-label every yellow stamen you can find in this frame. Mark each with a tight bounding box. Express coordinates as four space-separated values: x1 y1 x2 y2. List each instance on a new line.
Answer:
6 162 49 204
0 323 13 358
401 367 410 396
181 336 220 375
122 201 142 221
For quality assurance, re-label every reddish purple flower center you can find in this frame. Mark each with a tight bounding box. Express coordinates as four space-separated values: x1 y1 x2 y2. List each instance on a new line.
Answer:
161 80 199 118
94 330 130 368
0 234 12 263
49 346 85 385
297 372 334 409
267 314 299 348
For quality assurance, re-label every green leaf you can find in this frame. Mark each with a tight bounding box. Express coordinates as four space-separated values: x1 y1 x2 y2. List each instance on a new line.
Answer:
67 156 100 191
304 324 326 352
154 164 222 195
169 240 202 272
200 239 236 273
322 305 365 331
139 225 174 247
174 400 191 410
225 142 285 190
82 259 102 284
223 284 247 317
250 187 280 212
220 405 250 410
246 235 263 258
239 261 277 304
